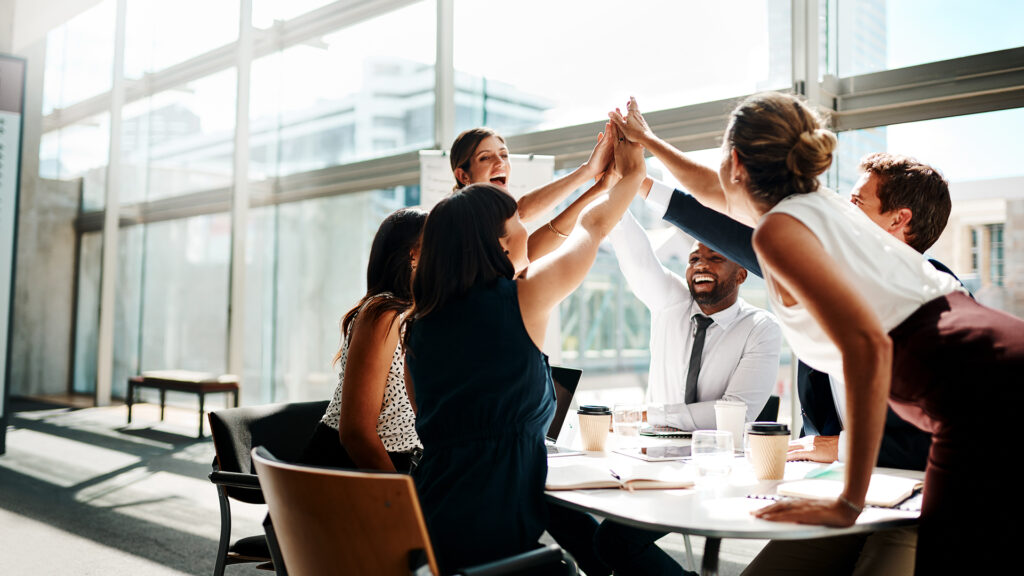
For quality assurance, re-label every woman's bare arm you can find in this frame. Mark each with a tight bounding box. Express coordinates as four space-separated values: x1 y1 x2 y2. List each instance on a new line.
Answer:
751 213 891 526
337 310 403 472
517 127 645 349
526 171 616 260
515 129 613 223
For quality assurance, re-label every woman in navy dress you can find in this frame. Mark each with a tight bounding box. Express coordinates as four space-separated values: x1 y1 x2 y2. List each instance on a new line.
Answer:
404 121 644 574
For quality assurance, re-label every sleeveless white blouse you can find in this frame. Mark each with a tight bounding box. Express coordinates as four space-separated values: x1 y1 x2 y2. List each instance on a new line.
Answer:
761 189 963 376
320 304 421 453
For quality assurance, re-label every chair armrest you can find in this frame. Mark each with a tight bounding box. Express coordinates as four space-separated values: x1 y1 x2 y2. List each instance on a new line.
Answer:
209 470 262 491
457 544 576 576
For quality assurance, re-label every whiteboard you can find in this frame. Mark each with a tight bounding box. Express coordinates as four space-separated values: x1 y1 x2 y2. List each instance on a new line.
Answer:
418 150 555 209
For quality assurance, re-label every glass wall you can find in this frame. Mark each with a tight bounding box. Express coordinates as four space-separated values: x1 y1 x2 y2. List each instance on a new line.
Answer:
273 188 412 402
39 113 110 209
249 1 437 180
42 0 1022 409
113 227 145 399
454 0 791 135
42 0 115 115
124 0 239 79
833 0 1024 77
139 215 231 375
72 233 103 395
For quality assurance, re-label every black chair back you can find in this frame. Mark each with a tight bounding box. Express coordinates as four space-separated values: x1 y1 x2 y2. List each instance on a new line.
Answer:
755 395 780 422
209 400 329 504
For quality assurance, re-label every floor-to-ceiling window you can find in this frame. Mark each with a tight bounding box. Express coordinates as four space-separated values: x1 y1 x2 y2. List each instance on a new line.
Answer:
34 0 1023 418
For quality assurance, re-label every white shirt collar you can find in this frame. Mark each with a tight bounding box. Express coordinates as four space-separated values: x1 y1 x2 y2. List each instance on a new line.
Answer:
690 298 744 331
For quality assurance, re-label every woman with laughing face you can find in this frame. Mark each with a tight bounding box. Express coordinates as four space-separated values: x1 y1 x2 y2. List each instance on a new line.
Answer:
449 126 617 261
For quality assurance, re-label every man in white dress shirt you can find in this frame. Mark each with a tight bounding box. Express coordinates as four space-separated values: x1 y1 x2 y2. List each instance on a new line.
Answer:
594 213 783 576
609 210 782 431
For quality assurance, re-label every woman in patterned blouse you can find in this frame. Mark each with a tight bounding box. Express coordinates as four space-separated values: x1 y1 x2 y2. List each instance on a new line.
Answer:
303 208 426 473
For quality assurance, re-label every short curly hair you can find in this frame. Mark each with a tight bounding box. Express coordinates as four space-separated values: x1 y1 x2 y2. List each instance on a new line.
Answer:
858 153 951 253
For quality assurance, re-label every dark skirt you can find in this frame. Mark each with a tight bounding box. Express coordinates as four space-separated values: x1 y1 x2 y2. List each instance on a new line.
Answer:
300 421 417 473
887 291 1024 575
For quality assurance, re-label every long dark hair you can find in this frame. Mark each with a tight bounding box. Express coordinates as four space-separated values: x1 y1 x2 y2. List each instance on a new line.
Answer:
403 184 517 351
333 207 427 366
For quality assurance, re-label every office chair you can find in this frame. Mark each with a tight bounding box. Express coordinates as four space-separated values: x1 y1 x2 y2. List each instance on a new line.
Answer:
207 400 329 576
252 446 577 576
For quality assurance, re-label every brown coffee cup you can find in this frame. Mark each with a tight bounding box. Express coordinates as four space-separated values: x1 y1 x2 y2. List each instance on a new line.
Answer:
745 422 790 480
577 405 612 451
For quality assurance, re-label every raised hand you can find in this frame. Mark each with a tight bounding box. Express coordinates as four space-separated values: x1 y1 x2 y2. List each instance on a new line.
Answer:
582 124 614 179
609 96 653 144
611 122 645 179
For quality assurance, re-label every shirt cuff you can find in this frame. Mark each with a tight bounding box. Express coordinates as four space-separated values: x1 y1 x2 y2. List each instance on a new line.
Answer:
646 178 675 217
837 430 848 463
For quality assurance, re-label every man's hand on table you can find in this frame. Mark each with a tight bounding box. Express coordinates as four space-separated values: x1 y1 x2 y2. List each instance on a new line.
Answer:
786 435 839 463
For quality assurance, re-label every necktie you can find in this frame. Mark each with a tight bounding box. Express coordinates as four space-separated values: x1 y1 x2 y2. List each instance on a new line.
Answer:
685 314 714 404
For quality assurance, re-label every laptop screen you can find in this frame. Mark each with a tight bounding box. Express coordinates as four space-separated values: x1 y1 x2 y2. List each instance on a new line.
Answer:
546 366 582 442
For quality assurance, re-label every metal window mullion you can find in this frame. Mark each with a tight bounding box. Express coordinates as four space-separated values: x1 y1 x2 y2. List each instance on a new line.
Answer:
95 0 128 406
227 0 253 385
831 47 1024 131
435 0 455 149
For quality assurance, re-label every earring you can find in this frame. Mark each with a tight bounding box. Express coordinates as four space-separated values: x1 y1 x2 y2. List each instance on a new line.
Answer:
504 250 510 255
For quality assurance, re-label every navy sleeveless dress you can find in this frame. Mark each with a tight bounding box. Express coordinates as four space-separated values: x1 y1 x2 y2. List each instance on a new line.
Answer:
407 277 555 574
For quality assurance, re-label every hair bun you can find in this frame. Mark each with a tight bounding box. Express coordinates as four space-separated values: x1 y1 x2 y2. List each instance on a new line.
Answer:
787 128 837 181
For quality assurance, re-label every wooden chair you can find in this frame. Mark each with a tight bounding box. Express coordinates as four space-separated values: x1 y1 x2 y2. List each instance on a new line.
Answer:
252 446 576 576
208 400 329 576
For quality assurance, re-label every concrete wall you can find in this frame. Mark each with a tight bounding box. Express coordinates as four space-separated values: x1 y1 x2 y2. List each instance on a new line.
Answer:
10 174 79 397
8 32 78 398
0 0 14 53
1006 198 1024 319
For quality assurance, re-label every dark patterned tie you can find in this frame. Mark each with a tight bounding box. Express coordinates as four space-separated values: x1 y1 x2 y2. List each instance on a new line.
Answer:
685 314 714 404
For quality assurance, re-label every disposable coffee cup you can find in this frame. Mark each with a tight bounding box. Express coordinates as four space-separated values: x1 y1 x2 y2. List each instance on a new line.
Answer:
714 400 746 451
745 422 790 480
577 405 612 451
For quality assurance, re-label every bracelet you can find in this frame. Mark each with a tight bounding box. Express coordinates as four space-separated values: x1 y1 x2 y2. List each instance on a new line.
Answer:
838 495 864 514
547 221 569 239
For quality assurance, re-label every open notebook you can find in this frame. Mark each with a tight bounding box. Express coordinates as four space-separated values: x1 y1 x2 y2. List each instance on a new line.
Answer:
546 462 694 491
776 473 923 508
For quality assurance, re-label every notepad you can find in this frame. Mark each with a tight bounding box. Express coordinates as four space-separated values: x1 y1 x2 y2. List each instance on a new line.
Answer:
546 463 695 491
776 474 923 508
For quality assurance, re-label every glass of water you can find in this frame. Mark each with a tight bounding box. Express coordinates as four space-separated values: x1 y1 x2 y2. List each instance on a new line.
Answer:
691 430 734 481
613 404 643 446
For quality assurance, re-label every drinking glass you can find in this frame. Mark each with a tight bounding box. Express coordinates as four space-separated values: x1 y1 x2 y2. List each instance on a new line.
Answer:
691 430 734 480
613 404 643 447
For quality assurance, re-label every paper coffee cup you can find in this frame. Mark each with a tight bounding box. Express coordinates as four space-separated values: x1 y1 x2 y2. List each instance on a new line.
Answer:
714 400 746 451
577 405 612 451
745 422 790 480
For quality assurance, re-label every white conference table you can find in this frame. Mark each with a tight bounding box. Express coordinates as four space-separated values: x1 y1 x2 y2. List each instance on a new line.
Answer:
545 438 922 576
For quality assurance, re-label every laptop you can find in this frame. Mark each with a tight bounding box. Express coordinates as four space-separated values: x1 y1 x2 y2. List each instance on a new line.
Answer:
545 366 584 458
